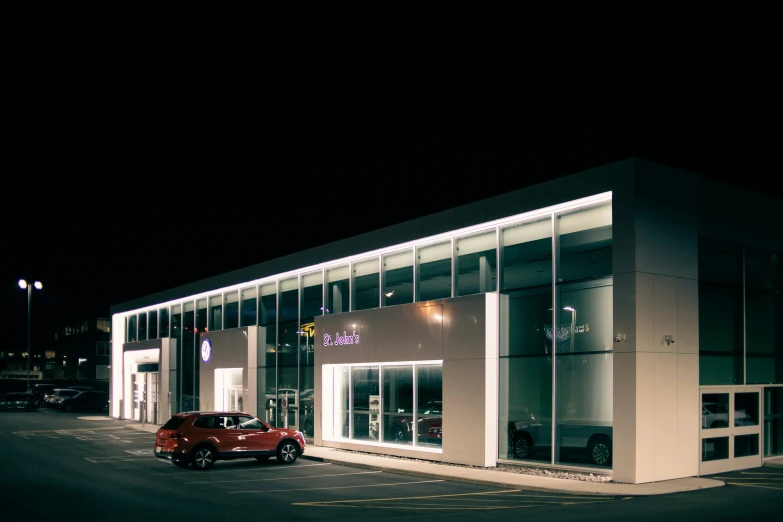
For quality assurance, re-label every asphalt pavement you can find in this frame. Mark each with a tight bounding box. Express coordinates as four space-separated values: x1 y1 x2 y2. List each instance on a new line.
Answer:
104 417 755 496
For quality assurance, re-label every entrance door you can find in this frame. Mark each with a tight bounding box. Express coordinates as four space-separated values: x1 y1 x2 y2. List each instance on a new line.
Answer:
132 373 146 422
700 387 762 475
225 385 242 412
147 373 159 424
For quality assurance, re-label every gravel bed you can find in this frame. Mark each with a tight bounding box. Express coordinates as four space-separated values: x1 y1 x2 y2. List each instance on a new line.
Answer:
332 449 613 483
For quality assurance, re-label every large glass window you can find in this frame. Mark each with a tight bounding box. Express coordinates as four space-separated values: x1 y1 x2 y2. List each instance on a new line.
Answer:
456 229 497 296
240 286 257 327
158 307 169 338
299 271 321 437
501 216 552 293
259 282 277 368
353 257 379 311
127 315 137 342
416 365 442 447
764 387 783 457
699 238 744 385
196 298 207 334
138 312 147 341
183 301 196 411
208 294 221 331
352 366 380 441
417 240 452 301
383 249 413 307
326 264 349 315
148 310 158 340
746 247 782 384
554 201 613 468
383 366 413 446
333 363 442 447
278 277 299 429
223 290 239 329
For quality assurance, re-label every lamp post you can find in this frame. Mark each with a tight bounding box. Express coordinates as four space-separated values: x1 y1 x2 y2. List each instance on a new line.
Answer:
18 279 43 392
564 306 576 353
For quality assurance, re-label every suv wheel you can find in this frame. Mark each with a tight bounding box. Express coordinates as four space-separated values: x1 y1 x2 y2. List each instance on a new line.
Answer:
277 442 298 464
192 445 216 470
513 434 532 458
588 437 611 466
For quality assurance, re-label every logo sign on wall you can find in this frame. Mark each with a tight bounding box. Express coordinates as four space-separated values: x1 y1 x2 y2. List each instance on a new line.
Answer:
323 330 360 346
201 338 212 363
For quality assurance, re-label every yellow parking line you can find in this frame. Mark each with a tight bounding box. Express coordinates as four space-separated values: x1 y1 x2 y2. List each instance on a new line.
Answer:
233 479 445 494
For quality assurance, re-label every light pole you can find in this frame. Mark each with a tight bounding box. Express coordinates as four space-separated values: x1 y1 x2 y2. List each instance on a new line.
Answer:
18 279 43 392
564 306 576 353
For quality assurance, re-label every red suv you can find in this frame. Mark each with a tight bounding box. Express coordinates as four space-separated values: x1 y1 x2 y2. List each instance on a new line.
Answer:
154 411 306 470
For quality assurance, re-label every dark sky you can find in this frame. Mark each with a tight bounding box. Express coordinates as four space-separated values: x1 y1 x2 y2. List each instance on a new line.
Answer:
3 19 781 352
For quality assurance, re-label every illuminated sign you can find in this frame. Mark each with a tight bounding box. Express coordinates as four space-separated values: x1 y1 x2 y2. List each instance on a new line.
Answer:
201 338 212 362
324 330 360 346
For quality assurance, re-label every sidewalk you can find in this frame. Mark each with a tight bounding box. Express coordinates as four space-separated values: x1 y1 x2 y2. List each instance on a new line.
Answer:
125 420 724 496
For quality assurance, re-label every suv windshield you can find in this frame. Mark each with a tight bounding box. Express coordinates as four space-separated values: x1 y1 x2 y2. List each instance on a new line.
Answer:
161 416 187 430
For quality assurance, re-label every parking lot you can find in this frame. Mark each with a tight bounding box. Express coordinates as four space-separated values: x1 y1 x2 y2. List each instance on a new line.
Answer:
2 410 781 522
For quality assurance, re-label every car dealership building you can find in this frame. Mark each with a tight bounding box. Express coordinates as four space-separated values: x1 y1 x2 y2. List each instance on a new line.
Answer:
109 158 782 484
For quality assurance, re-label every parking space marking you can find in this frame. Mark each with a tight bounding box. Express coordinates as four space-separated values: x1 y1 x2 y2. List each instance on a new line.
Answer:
86 455 158 463
293 490 622 510
187 469 381 485
231 478 445 494
149 461 331 477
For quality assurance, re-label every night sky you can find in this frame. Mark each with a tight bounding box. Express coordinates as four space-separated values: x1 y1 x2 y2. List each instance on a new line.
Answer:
3 22 780 353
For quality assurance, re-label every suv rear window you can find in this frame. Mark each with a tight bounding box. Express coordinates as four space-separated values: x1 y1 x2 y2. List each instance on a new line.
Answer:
161 416 187 430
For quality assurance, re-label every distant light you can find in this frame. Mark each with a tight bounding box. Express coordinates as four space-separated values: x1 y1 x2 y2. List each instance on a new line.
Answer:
34 281 43 290
385 291 394 297
18 279 27 289
564 306 575 312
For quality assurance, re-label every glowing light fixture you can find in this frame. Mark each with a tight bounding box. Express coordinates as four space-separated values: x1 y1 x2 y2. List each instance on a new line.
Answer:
18 279 43 392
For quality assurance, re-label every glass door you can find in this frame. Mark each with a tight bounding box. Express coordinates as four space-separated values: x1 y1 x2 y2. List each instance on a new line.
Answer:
700 387 762 475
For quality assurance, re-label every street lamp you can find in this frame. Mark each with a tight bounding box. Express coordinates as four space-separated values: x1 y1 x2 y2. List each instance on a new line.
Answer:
563 306 576 353
18 279 43 392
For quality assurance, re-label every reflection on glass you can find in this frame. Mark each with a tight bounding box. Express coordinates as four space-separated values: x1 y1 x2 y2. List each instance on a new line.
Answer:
138 312 147 341
336 367 349 439
745 247 782 385
734 434 759 458
702 393 730 429
240 286 257 327
417 241 452 301
501 216 552 293
259 282 277 368
278 277 298 430
764 387 783 457
383 366 413 446
702 436 729 461
158 307 169 338
148 310 158 340
417 365 442 447
383 250 413 307
127 315 137 342
326 264 350 314
734 392 759 427
456 229 497 296
223 290 239 329
698 238 744 385
353 257 380 311
555 352 613 467
207 295 220 331
501 356 552 463
352 366 379 441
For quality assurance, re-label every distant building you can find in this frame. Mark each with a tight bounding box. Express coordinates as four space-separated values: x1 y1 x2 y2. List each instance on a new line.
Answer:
110 158 782 484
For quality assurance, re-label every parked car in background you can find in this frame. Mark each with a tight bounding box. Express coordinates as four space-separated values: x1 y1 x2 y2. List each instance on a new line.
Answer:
69 385 94 392
0 392 40 411
388 399 443 443
508 407 613 466
44 388 81 409
701 402 756 428
154 411 306 470
31 384 57 406
59 390 109 412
